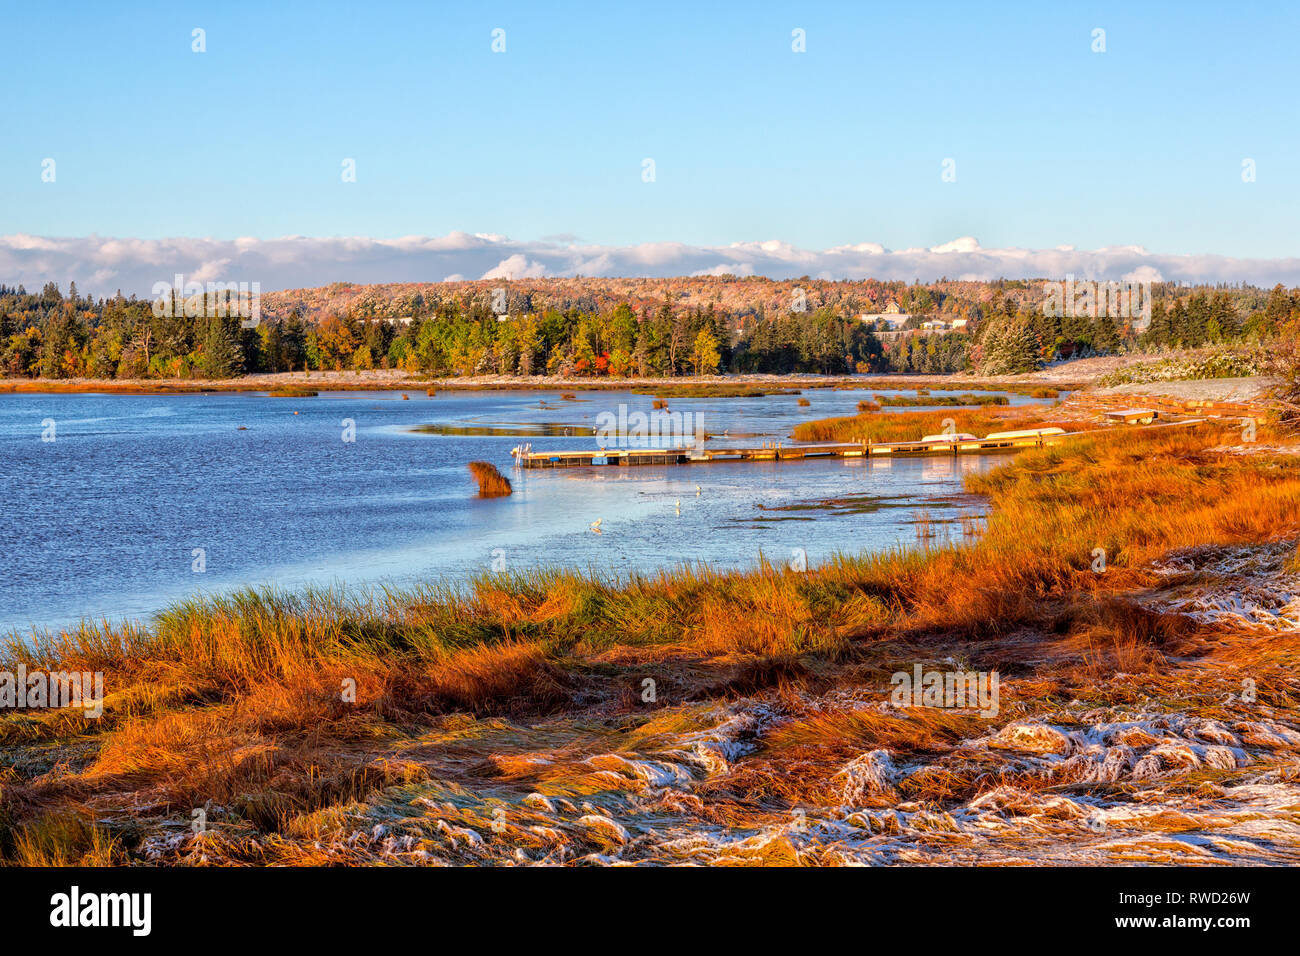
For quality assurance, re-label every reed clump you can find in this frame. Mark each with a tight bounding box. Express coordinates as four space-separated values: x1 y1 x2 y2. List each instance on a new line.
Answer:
468 461 513 497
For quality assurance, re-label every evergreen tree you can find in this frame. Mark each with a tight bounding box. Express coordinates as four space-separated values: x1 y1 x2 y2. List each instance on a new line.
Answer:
1169 299 1189 346
978 314 1041 374
1143 301 1173 348
198 316 243 378
1210 291 1241 341
1092 314 1121 354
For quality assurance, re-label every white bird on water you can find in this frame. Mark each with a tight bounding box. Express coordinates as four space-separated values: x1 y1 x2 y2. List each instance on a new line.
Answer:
695 484 702 497
675 499 681 515
590 518 602 534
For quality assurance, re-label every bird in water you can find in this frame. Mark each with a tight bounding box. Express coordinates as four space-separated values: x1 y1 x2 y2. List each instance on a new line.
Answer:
675 499 681 515
590 518 602 533
695 484 702 497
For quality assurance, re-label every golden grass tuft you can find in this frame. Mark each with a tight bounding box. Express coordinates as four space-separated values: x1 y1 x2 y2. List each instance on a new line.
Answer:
467 460 513 497
9 813 121 867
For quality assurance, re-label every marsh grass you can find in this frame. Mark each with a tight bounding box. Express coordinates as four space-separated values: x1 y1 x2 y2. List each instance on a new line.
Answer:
637 385 801 398
877 394 1010 407
9 814 121 867
793 408 1071 443
2 407 1296 864
467 461 513 497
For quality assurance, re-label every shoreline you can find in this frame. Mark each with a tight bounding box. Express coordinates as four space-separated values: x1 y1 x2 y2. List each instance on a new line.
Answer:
0 352 1277 400
1 370 1276 416
0 368 1102 396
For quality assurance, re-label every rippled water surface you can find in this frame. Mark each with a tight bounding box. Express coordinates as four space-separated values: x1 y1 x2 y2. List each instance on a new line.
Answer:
0 387 1038 634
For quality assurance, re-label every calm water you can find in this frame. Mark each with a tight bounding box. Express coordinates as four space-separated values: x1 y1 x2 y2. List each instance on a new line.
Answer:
0 386 1043 635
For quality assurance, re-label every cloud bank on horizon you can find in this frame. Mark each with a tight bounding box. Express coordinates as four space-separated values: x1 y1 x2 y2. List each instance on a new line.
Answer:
3 232 1298 298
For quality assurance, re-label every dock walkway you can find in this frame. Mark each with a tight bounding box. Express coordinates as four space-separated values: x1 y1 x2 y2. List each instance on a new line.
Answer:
517 431 1069 469
514 415 1213 469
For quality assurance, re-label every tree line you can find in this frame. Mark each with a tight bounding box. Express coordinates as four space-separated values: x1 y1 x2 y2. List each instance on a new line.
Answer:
972 285 1299 375
0 286 883 379
3 281 1297 380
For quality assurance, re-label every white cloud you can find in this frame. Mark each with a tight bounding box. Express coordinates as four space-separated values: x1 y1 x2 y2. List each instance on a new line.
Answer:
480 254 547 280
928 236 981 254
1123 264 1164 283
1 233 1297 298
189 258 232 283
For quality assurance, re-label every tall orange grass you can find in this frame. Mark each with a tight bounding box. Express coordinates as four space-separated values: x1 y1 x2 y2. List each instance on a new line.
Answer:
468 460 513 497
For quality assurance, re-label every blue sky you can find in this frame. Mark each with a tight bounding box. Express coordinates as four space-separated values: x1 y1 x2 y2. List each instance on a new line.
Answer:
1 0 1297 280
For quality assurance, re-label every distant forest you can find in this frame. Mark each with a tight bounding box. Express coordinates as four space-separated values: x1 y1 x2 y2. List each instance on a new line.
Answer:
2 277 1297 380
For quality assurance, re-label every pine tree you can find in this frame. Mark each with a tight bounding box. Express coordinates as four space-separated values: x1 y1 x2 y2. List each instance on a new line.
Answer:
1211 291 1241 341
1092 314 1121 354
978 314 1041 374
1184 292 1210 346
1169 299 1189 346
1143 301 1174 348
199 317 242 379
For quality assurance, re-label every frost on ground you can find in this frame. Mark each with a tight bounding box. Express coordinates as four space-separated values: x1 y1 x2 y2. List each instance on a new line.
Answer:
144 685 1300 866
1146 541 1300 632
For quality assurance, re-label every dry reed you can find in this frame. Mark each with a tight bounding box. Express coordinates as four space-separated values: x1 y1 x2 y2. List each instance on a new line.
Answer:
467 461 513 497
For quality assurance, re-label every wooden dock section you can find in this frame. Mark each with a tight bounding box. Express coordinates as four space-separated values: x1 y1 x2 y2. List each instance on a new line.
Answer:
517 429 1072 469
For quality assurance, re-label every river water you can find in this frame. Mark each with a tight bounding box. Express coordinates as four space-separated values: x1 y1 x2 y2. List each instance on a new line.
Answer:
0 386 1048 635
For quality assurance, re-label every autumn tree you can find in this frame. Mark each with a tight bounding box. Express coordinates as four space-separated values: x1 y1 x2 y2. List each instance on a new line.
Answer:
691 327 721 375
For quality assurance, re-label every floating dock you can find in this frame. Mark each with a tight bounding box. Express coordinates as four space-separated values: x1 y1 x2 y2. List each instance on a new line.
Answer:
1105 408 1160 425
516 429 1072 469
